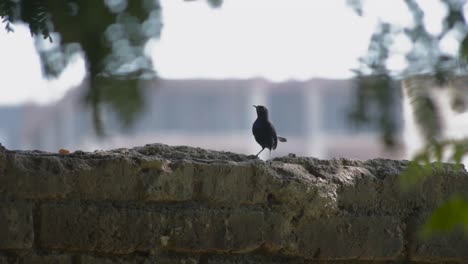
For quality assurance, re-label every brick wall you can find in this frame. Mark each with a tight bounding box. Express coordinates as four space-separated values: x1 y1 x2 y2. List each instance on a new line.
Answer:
0 144 467 263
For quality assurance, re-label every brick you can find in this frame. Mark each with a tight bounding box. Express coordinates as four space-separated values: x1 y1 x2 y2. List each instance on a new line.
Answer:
72 158 195 202
140 160 194 202
21 254 72 264
40 203 273 254
81 255 201 264
40 203 158 254
296 216 404 259
0 202 33 249
80 255 144 264
411 212 468 263
0 154 70 199
337 164 468 217
0 256 8 264
194 163 267 205
72 157 142 201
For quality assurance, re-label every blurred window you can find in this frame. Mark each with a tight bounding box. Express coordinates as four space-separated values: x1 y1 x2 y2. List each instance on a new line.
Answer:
158 90 249 132
268 89 305 136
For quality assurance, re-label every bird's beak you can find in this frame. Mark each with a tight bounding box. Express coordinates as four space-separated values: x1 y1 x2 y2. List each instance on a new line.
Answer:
253 105 257 108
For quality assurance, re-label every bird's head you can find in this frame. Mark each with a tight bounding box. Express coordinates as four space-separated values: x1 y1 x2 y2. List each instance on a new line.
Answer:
253 105 269 119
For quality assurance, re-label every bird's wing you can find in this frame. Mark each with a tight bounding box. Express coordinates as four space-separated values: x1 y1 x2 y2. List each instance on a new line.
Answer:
252 120 264 146
270 123 278 150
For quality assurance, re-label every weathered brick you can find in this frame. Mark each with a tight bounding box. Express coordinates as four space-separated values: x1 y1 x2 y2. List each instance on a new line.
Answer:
227 210 265 252
40 203 274 254
72 157 144 201
21 254 72 264
81 254 201 264
0 256 8 264
72 158 196 203
80 255 144 264
296 216 404 259
40 203 158 254
337 170 468 217
140 160 194 202
0 154 70 199
411 212 468 263
194 163 267 205
0 202 33 249
2 146 468 262
166 209 265 252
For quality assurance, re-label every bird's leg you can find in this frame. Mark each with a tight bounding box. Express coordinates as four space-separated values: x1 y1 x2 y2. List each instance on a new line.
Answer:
255 147 265 157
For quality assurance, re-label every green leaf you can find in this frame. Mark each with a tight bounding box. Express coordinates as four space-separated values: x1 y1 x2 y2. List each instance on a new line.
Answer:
400 160 431 190
403 78 442 142
460 35 468 61
421 195 468 238
452 143 465 166
433 142 443 161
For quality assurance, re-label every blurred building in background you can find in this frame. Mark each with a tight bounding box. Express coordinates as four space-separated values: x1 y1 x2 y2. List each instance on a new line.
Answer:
0 78 405 160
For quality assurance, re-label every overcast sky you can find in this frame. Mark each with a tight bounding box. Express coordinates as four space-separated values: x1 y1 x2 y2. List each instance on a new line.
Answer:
0 0 447 105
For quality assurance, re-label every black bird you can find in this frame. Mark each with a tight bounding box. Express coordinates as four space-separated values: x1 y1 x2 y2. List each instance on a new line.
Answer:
252 105 287 157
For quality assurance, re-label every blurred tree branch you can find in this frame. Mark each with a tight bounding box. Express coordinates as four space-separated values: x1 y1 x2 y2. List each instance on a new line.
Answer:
0 0 222 135
348 0 468 237
1 0 162 135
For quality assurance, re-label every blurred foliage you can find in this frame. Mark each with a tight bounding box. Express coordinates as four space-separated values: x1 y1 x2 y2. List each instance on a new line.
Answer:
0 0 218 135
1 0 162 135
400 139 468 190
403 78 442 142
348 21 403 147
422 195 468 237
348 0 468 146
347 0 468 238
399 139 468 238
207 0 223 8
349 71 400 146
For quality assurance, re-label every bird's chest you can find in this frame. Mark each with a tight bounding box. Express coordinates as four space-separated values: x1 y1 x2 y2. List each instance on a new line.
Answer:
252 120 273 136
253 120 267 131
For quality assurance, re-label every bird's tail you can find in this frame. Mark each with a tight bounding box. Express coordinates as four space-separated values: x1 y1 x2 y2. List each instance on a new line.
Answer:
278 136 287 142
